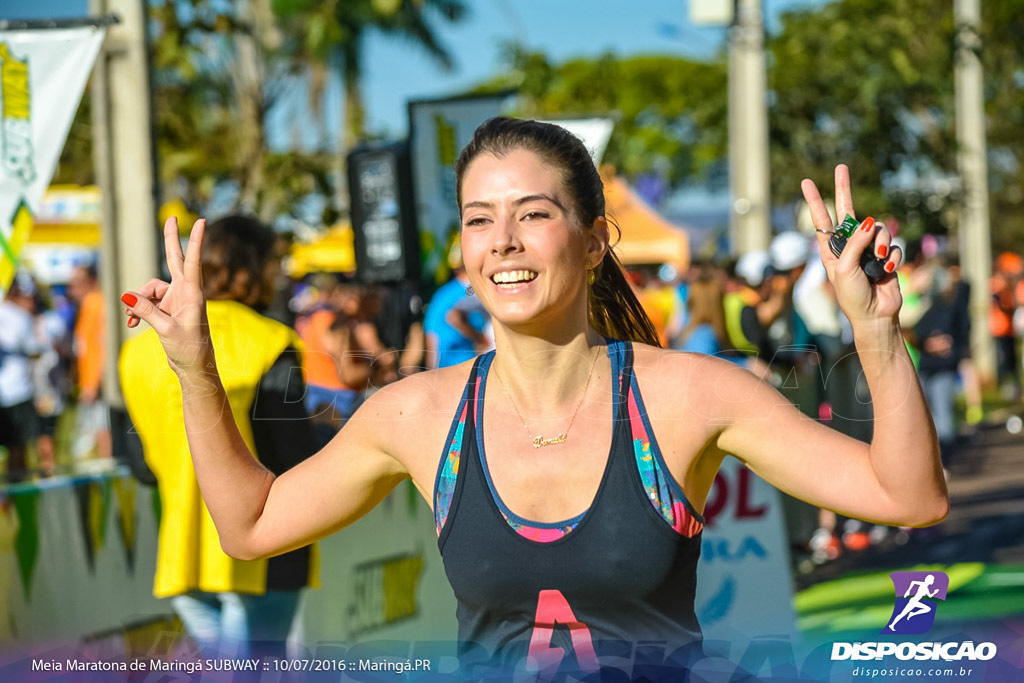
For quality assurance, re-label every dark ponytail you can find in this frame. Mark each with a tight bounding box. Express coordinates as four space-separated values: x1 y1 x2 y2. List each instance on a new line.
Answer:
589 249 661 347
456 116 661 347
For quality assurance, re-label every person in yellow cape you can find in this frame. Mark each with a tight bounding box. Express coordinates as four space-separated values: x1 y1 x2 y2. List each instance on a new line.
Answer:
119 215 318 660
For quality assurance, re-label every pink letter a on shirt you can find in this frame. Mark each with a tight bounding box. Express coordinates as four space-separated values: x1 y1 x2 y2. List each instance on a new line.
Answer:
526 589 599 674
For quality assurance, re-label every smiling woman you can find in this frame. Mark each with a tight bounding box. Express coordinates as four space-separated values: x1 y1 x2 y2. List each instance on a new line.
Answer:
120 116 947 680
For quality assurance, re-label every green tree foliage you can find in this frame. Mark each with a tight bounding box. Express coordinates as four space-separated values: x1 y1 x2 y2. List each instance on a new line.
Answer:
488 1 1023 250
268 0 468 219
54 0 1022 249
56 0 466 227
769 0 956 240
977 0 1024 252
770 0 1023 249
148 0 324 223
484 46 728 188
272 0 468 150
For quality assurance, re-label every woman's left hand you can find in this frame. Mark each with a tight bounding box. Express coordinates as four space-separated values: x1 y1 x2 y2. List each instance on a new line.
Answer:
802 164 903 324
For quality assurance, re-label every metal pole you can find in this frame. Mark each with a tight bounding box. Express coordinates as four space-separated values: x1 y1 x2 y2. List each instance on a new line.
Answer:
954 0 995 381
90 0 160 409
728 0 771 255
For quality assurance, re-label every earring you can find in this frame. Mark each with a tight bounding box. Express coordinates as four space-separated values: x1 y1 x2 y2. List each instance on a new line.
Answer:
465 285 475 296
586 267 596 286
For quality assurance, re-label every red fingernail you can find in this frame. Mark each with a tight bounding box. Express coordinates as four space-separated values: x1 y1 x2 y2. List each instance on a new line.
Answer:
860 216 876 233
884 261 896 273
121 293 138 307
876 244 888 258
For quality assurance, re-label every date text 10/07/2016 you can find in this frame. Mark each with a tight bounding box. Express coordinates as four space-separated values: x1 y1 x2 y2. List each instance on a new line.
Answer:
270 658 432 673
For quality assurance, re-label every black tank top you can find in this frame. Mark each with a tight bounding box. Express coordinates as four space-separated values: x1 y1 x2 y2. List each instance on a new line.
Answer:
437 341 704 680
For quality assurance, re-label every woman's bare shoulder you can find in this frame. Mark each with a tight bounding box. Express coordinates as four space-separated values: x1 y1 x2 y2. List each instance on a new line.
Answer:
349 360 477 486
359 361 475 421
630 344 762 411
631 343 736 378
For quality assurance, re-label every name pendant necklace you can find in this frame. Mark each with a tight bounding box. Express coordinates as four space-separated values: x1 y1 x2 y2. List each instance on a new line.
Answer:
493 347 600 448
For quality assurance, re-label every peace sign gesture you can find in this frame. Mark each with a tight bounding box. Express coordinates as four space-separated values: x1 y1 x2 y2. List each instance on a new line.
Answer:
801 164 904 325
120 216 214 378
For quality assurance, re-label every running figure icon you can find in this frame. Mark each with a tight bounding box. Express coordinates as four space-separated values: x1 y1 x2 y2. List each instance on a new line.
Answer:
888 574 940 631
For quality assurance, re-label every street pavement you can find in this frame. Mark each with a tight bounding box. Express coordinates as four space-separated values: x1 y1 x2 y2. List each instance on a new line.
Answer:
799 410 1024 585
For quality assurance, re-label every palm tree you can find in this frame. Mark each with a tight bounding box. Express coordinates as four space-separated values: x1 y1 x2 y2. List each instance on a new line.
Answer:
149 0 301 221
273 0 469 215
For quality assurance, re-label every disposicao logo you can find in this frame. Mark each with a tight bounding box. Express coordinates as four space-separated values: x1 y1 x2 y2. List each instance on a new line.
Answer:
831 569 998 663
884 570 949 635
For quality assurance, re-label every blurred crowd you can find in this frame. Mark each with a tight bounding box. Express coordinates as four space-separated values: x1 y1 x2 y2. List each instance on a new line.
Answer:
628 230 1024 567
2 219 1023 570
0 264 110 483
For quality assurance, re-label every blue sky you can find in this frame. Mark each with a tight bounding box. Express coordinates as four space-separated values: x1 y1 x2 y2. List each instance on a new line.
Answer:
4 0 826 145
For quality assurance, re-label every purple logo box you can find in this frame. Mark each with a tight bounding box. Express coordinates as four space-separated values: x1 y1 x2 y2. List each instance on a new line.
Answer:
883 570 950 635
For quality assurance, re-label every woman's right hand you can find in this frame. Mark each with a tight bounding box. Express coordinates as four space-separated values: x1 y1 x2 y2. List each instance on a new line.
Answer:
120 217 213 379
801 165 903 327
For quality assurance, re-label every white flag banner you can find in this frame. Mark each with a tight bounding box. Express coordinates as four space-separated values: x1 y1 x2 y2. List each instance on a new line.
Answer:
0 25 106 290
539 117 616 165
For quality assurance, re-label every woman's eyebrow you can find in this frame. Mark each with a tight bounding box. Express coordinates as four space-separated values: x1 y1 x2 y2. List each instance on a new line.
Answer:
461 193 567 214
513 193 566 211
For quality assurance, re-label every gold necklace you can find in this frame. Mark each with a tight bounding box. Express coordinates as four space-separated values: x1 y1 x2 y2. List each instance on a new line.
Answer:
492 347 600 448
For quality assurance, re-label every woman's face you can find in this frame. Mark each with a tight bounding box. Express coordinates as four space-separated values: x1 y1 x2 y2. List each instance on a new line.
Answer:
459 149 606 332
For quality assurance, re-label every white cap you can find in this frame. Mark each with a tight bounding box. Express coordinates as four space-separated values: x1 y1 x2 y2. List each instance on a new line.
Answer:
735 250 771 286
769 231 812 272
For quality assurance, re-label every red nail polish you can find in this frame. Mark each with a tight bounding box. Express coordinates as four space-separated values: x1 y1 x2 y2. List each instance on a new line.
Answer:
884 261 896 273
877 244 888 258
121 293 138 307
860 216 876 233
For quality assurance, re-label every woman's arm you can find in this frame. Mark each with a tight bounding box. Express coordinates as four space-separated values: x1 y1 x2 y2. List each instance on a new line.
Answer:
323 321 372 388
708 319 946 527
121 218 409 559
701 166 947 527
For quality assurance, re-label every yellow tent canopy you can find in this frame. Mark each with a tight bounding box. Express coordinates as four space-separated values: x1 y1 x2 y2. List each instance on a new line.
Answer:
287 222 356 277
28 185 101 245
601 169 690 271
26 188 201 246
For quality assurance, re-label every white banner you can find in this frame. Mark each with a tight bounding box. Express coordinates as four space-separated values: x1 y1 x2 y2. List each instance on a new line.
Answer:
0 25 105 290
696 456 797 643
539 117 616 165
